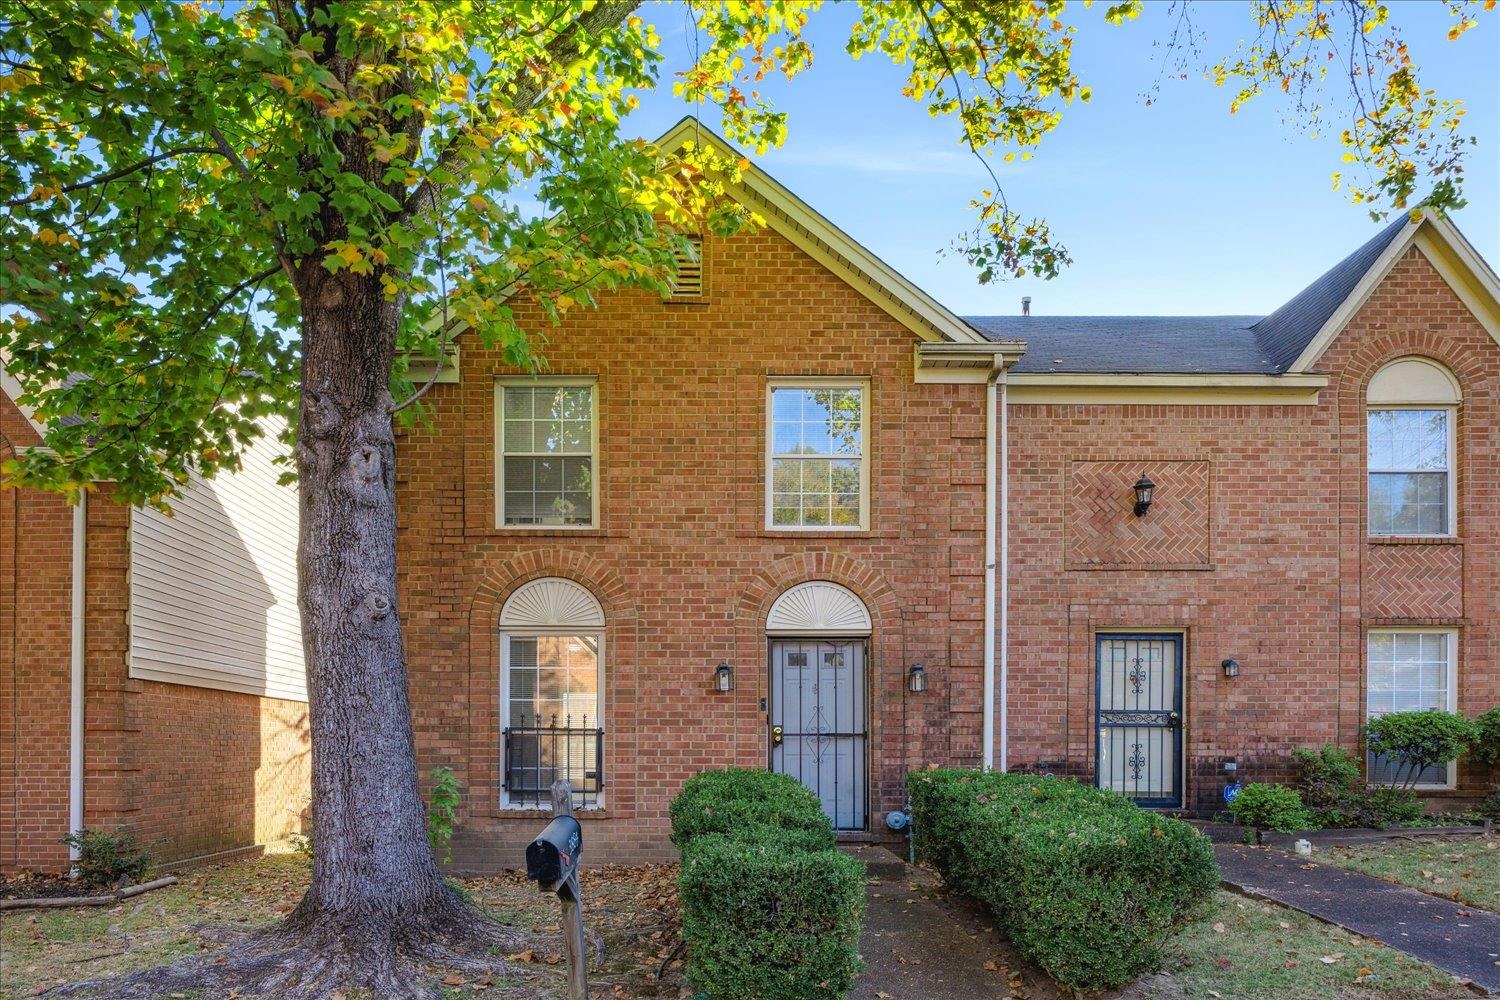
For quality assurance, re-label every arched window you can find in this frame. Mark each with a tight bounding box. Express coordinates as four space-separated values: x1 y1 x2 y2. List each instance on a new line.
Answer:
1366 357 1460 537
500 578 604 808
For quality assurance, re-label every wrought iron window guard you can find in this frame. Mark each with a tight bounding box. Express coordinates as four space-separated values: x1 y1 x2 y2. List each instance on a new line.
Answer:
503 714 604 808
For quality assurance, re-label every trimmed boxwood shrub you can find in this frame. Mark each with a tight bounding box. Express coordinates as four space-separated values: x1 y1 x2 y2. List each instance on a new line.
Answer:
669 767 835 850
908 768 1217 991
672 769 864 1000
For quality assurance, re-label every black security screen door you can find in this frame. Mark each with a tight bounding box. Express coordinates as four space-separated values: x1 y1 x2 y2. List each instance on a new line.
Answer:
768 639 868 830
1095 633 1183 808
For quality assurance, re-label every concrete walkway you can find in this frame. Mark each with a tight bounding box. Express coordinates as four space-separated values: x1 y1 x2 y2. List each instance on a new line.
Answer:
1216 843 1500 995
842 845 1061 1000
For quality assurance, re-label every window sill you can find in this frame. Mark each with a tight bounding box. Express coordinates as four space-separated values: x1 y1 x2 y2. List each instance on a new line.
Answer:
1367 535 1462 546
737 528 899 540
486 526 619 538
495 804 608 818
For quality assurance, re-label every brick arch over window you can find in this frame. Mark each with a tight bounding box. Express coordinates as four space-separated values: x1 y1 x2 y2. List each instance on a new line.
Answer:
466 551 639 819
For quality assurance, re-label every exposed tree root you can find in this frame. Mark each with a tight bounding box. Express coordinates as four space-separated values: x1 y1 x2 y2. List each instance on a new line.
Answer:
41 896 554 1000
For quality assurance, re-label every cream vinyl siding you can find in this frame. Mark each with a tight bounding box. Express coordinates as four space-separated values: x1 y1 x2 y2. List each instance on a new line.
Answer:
129 417 306 702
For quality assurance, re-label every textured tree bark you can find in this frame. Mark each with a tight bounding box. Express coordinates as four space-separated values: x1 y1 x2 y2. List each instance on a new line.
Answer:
286 265 454 926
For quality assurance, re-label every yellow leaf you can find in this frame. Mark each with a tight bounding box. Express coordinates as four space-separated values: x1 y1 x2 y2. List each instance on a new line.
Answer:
36 228 58 246
265 74 294 94
336 244 362 266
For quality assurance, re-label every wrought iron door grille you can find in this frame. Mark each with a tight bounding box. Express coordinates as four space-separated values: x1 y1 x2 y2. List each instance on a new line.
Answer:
503 713 604 808
1095 634 1182 808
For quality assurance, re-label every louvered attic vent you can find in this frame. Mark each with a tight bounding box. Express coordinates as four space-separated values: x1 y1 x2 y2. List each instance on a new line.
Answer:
667 234 705 300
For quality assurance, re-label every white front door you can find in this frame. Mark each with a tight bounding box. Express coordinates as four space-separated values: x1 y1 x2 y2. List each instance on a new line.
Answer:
1096 633 1183 808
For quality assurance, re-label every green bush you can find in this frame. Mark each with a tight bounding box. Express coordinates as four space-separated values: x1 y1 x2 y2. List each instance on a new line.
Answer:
59 826 154 890
1472 706 1500 766
679 832 866 1000
669 767 835 850
1365 710 1481 791
908 769 1217 991
1292 744 1418 827
1229 783 1316 833
426 765 461 864
671 769 863 1000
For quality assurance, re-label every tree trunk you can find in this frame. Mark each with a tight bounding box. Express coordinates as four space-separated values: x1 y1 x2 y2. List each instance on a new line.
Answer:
288 265 455 937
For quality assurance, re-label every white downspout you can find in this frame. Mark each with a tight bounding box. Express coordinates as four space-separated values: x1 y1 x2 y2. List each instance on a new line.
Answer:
68 491 86 858
998 381 1009 772
982 370 998 771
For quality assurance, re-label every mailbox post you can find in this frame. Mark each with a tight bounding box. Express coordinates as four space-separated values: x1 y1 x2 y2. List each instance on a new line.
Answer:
526 780 587 1000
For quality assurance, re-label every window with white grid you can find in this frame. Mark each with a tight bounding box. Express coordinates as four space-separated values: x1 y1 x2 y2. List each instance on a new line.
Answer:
766 381 868 530
497 381 597 527
1368 408 1453 536
1366 629 1458 787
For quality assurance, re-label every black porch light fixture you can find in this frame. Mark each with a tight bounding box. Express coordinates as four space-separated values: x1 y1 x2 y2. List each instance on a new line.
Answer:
1132 474 1156 517
1221 658 1241 679
908 663 928 693
714 662 734 692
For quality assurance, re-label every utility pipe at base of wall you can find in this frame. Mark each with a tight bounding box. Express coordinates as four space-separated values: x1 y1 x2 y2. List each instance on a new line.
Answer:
68 491 86 861
998 380 1009 773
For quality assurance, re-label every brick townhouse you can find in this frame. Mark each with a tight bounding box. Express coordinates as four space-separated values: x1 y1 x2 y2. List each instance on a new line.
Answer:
4 117 1496 873
392 120 1499 867
1 378 310 873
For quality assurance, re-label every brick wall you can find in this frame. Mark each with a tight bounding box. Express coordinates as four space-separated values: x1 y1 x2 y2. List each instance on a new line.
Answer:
1 394 311 873
1007 246 1499 812
397 226 989 866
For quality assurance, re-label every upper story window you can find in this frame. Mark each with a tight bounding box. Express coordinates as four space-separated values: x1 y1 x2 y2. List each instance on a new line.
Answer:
767 380 869 531
497 379 597 528
1366 358 1460 537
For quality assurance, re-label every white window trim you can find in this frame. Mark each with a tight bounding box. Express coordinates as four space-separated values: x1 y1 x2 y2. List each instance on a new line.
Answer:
1366 403 1457 538
765 377 871 532
499 629 606 810
1365 627 1459 790
494 376 600 530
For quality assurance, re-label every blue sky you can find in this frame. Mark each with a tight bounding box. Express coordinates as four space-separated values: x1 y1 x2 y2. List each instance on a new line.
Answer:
624 2 1499 317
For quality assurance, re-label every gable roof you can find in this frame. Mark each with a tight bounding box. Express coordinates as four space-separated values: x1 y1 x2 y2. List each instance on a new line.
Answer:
965 315 1271 374
1250 217 1408 370
969 213 1498 376
654 118 985 344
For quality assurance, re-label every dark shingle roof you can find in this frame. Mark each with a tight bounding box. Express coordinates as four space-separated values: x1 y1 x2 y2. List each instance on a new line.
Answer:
964 315 1271 374
1250 217 1408 370
965 218 1413 374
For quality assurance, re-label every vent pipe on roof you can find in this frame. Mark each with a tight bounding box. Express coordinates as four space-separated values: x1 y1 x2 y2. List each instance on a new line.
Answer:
1021 296 1031 317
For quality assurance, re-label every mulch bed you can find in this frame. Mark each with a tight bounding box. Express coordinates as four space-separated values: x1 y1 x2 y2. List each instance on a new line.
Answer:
0 871 86 900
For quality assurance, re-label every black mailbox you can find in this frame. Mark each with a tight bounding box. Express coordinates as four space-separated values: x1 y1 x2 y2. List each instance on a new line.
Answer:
526 815 583 888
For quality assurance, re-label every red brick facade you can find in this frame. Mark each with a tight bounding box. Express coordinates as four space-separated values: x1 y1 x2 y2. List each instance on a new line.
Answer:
397 235 1496 866
1007 247 1498 812
1 393 311 874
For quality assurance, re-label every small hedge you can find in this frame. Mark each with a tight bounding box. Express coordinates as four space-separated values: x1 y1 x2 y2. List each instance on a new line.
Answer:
673 769 864 1000
908 768 1218 991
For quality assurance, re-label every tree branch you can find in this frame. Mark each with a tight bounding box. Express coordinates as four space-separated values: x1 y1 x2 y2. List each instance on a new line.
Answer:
399 0 640 223
207 125 298 284
2 146 220 209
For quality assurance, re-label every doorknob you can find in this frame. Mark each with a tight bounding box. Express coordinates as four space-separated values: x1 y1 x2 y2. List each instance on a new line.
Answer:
1168 711 1180 724
771 725 784 745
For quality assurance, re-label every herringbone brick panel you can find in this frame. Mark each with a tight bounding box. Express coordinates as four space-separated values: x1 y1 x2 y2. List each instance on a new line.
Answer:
1066 460 1211 570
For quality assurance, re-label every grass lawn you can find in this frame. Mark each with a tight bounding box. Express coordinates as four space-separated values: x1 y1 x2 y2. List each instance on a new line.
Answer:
1319 835 1500 912
1154 890 1471 1000
0 849 1476 1000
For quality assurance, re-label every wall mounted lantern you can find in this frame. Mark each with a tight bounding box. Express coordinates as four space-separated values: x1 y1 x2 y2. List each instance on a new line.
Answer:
714 662 734 692
1221 658 1241 679
908 663 928 693
1132 474 1156 517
